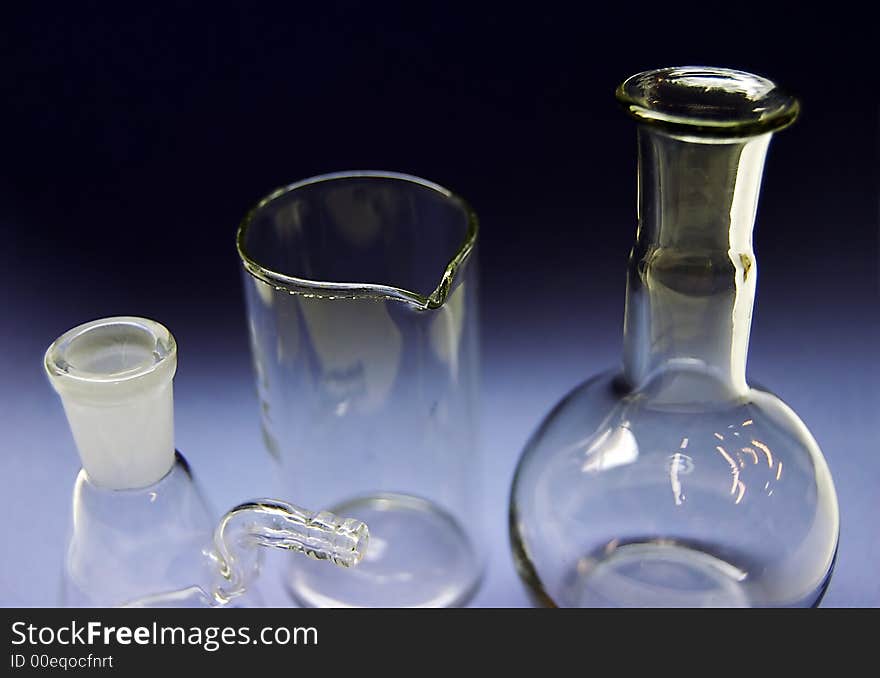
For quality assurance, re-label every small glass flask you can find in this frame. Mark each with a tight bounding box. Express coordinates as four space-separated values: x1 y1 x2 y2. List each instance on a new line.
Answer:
45 316 368 607
509 67 839 608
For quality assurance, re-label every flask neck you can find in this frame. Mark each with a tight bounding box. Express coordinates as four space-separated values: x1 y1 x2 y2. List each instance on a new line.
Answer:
622 128 772 402
45 317 177 490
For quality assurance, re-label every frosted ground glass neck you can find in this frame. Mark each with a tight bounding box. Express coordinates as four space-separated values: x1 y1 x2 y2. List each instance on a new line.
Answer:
616 67 799 404
44 316 177 489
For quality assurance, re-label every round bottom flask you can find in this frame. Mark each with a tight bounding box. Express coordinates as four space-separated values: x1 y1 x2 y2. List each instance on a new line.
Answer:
511 373 838 608
509 67 839 608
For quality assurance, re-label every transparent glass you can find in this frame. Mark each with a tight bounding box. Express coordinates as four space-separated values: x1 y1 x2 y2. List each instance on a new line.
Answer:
238 171 482 607
509 67 839 608
46 316 368 607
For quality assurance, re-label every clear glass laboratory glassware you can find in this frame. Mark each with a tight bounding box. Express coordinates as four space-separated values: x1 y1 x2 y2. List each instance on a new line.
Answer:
45 316 368 607
237 171 482 608
509 67 839 608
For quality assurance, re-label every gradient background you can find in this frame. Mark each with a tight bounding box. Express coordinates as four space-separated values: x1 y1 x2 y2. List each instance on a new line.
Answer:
1 5 877 606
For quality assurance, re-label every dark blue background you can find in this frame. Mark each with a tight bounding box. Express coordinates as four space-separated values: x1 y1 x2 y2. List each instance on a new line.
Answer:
2 5 877 605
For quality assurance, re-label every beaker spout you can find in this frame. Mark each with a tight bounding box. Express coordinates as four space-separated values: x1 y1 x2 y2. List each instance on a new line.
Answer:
212 499 370 604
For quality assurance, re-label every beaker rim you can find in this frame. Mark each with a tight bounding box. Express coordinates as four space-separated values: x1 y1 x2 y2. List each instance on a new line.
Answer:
616 66 799 139
236 170 479 310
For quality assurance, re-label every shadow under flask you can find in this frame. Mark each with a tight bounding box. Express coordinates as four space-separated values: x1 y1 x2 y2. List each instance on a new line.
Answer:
509 67 839 607
45 316 369 607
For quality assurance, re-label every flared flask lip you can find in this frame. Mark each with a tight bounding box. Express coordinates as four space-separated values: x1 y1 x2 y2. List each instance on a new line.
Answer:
236 170 479 310
44 316 177 392
616 66 799 138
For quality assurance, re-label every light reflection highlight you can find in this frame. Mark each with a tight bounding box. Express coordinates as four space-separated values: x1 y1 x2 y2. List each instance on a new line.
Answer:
714 445 740 495
668 452 690 506
752 440 773 468
581 426 640 473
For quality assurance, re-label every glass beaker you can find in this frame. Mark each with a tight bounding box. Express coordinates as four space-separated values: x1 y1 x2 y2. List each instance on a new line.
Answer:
237 171 482 607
